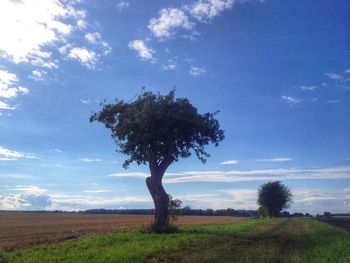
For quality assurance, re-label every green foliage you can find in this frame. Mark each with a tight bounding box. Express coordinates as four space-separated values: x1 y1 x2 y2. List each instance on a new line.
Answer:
257 181 293 217
323 211 332 218
90 90 224 168
257 206 268 217
168 195 183 220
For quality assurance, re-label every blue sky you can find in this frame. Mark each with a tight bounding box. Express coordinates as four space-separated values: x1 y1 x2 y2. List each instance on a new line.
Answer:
0 0 349 214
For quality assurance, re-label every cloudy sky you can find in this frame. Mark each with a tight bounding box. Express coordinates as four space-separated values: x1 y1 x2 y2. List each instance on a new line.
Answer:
0 0 349 214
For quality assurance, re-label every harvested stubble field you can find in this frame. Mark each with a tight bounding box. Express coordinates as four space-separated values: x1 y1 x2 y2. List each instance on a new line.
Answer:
0 212 243 251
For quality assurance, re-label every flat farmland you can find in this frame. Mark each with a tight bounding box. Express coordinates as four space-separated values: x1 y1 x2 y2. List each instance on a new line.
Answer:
317 217 350 231
0 212 243 251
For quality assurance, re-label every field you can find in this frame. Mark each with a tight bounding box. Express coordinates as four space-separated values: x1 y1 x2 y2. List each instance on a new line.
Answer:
0 214 350 263
317 217 350 232
0 212 242 251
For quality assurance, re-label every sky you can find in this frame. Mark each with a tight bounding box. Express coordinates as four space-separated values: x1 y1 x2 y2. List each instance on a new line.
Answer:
0 0 349 215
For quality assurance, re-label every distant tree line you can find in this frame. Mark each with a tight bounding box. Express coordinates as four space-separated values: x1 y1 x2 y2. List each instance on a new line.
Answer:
80 208 258 217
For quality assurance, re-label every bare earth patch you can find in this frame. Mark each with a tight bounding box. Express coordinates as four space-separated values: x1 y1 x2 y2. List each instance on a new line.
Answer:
0 212 244 251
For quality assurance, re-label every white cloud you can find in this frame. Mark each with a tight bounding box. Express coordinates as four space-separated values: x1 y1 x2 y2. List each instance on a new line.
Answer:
0 100 16 110
52 148 63 153
77 19 87 29
187 0 234 22
327 100 340 104
220 160 238 165
68 47 98 69
80 99 99 104
0 185 51 210
116 1 130 11
110 172 149 178
162 63 177 71
189 66 207 77
0 146 37 161
110 166 350 184
281 95 301 105
80 158 102 162
325 71 350 89
0 146 24 160
0 69 29 99
0 0 111 73
128 40 154 60
84 32 111 55
49 194 152 211
29 69 47 81
257 157 292 162
148 8 193 40
83 189 113 193
0 0 83 64
85 32 101 44
325 73 342 80
80 99 90 104
291 187 350 214
300 85 316 91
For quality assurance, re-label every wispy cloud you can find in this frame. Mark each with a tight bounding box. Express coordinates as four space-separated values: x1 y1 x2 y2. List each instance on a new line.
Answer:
0 146 37 161
257 157 292 162
162 60 177 71
110 172 149 178
327 100 340 104
281 95 301 105
80 158 102 162
29 69 47 81
300 85 316 91
83 189 113 193
220 160 238 165
189 66 207 77
0 100 16 110
0 69 29 99
116 1 130 11
325 70 350 89
128 40 154 60
109 166 350 184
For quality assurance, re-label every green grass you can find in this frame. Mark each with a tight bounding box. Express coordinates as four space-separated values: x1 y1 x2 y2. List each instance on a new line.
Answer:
302 219 350 262
152 218 350 263
5 218 271 263
4 218 350 263
0 249 5 263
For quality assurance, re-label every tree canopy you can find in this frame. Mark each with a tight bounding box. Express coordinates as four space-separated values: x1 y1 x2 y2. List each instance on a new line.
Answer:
90 90 225 168
257 181 293 217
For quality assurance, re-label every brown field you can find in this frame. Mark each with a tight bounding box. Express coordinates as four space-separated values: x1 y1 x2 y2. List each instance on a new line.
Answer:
0 212 244 251
317 217 350 231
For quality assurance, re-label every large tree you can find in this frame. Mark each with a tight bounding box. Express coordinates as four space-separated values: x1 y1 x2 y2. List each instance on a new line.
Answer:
257 181 293 217
90 91 224 231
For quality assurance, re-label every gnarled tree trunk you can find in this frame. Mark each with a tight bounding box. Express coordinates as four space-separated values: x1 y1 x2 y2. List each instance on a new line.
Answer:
146 158 173 232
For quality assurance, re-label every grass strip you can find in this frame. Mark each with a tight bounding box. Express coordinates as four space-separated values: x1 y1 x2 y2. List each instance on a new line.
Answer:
5 218 272 263
150 218 350 263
